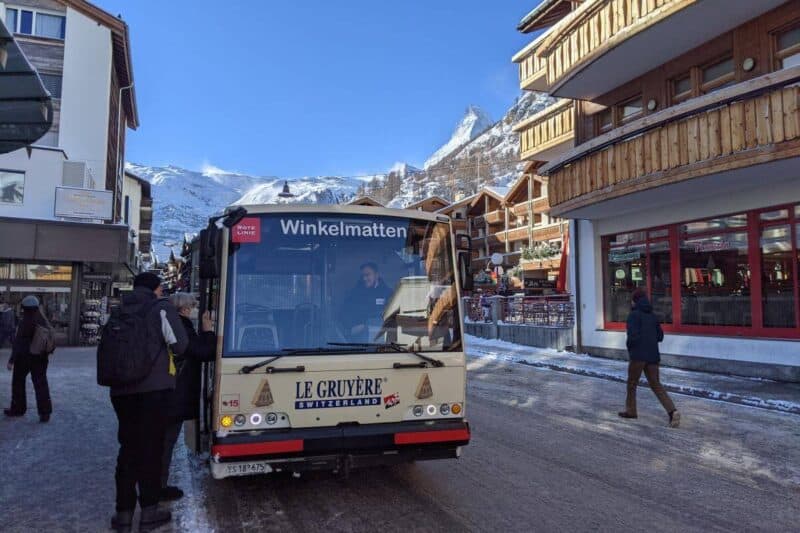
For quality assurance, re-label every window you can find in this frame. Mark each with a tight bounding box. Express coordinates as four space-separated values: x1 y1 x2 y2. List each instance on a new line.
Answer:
596 108 614 135
124 195 130 225
0 170 24 204
19 9 32 34
700 56 735 94
39 74 62 98
618 96 643 124
5 7 65 39
672 74 693 104
5 8 17 31
603 204 800 337
776 25 800 69
34 12 65 39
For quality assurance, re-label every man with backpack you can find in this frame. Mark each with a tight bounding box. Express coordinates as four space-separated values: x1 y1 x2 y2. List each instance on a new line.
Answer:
4 295 54 422
0 301 16 349
100 272 188 533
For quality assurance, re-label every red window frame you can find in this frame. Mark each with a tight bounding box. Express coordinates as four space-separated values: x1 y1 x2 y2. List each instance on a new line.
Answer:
602 203 800 339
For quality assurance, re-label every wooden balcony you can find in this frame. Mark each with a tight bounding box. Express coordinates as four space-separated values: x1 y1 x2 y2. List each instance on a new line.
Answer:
514 36 549 92
511 197 550 216
514 100 574 162
498 226 530 244
522 256 562 272
542 69 800 216
485 209 504 225
532 223 566 242
537 0 786 99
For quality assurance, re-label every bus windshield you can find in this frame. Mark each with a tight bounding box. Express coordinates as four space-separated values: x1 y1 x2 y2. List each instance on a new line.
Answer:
222 212 461 356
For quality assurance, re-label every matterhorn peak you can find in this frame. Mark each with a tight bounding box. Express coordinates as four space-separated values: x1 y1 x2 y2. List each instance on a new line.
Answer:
424 105 494 169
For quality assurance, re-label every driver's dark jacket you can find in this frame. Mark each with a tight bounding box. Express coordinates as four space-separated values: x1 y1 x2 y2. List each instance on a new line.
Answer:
342 279 393 331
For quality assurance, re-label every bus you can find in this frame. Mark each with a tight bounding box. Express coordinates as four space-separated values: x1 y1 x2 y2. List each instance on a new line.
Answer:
194 204 473 479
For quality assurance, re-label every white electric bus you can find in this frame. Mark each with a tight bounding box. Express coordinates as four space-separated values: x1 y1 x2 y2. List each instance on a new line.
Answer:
194 204 472 479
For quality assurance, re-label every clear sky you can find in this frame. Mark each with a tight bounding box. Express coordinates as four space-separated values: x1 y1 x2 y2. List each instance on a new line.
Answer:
94 1 539 177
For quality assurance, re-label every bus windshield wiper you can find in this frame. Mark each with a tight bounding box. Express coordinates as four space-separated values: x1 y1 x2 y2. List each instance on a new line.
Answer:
238 347 365 374
327 342 444 368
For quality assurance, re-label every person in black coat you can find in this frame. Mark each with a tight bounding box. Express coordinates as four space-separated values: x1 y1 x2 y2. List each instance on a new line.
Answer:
160 292 216 501
4 296 52 422
619 289 681 428
341 262 393 342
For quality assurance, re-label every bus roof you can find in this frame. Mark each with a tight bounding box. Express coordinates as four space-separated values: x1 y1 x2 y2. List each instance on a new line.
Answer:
228 203 451 224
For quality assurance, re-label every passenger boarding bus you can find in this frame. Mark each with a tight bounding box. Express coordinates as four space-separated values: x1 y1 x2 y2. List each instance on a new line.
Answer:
194 204 472 479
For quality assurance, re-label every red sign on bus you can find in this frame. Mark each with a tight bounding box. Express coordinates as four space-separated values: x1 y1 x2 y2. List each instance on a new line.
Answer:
232 217 261 243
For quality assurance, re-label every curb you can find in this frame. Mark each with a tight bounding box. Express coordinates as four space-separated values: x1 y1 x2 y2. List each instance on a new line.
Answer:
469 349 800 416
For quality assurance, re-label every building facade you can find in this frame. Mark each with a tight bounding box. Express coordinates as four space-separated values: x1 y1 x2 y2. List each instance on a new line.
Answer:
514 0 800 380
0 0 139 344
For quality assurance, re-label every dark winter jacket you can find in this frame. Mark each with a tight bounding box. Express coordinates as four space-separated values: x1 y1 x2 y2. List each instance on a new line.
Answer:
110 287 189 397
8 308 48 365
166 315 216 420
625 296 664 364
342 278 393 332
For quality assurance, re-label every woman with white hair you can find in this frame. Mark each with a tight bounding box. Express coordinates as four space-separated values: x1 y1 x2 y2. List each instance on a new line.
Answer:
160 292 216 501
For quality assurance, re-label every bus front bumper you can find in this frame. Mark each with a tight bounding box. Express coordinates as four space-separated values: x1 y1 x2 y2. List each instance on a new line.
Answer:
210 419 470 479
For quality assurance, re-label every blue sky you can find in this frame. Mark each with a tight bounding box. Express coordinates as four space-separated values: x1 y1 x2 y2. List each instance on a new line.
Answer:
95 1 539 177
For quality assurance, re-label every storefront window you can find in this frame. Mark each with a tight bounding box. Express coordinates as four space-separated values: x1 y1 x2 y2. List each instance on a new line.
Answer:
680 232 750 326
761 225 795 328
648 240 672 324
605 241 646 323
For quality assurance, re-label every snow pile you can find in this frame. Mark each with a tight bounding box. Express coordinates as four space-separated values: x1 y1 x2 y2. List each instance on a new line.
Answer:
465 335 800 415
424 105 494 169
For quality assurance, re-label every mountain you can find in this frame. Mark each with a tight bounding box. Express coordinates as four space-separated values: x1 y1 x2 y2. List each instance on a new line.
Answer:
423 105 494 169
127 91 556 260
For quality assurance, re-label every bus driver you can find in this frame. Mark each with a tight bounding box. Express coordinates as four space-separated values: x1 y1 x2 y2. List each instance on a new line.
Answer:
342 262 392 342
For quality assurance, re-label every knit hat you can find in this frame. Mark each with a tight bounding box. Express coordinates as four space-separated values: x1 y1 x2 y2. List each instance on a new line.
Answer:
133 272 162 291
21 295 40 308
631 288 647 303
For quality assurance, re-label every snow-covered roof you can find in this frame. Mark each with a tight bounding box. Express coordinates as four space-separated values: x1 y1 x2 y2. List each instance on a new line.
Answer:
484 186 509 200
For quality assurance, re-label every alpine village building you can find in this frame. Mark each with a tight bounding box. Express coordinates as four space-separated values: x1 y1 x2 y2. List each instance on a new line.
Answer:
0 0 142 344
513 0 800 380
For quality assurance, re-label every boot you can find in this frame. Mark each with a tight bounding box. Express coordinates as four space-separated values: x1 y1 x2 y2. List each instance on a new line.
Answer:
617 411 637 419
3 408 24 417
140 505 172 532
110 510 133 533
669 410 681 428
39 414 50 423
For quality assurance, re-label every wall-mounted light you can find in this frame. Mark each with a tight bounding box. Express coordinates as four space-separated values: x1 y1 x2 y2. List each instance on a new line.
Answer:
647 99 658 111
742 57 756 72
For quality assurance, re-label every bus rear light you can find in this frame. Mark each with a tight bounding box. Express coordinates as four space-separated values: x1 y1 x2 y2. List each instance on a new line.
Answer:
426 404 437 416
440 404 450 415
451 403 462 415
412 405 423 417
212 439 304 458
394 428 470 446
220 416 233 428
266 413 278 425
250 413 263 425
234 415 246 426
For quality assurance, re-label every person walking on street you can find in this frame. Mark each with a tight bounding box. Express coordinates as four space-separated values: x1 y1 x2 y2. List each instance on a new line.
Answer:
618 289 681 428
109 273 188 533
160 292 216 502
0 301 15 349
4 296 53 422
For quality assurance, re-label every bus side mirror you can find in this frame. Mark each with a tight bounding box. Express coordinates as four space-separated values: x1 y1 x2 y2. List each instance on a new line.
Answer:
455 233 471 251
199 225 221 279
458 251 473 292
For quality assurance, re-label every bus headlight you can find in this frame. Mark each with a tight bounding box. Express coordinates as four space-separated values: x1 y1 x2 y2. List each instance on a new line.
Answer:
440 403 450 415
250 413 263 425
412 405 423 417
451 403 462 415
234 414 246 426
426 404 437 416
220 415 233 428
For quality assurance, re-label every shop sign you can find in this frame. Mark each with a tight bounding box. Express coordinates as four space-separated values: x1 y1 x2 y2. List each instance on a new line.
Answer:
8 285 70 293
609 250 641 263
83 273 112 282
524 278 555 289
54 187 113 220
232 218 261 243
689 240 736 253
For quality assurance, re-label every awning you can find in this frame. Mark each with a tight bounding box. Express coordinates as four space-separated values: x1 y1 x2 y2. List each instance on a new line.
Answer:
0 18 53 153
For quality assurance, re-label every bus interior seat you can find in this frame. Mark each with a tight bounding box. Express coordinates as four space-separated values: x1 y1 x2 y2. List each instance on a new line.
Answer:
237 324 279 352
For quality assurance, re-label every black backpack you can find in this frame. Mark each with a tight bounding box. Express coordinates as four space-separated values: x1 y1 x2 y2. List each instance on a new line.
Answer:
96 300 159 387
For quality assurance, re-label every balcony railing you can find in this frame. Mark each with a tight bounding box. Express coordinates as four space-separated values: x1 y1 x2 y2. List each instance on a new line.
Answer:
511 197 550 216
543 68 800 214
464 295 574 328
498 226 530 243
539 0 694 93
514 100 574 162
517 45 548 91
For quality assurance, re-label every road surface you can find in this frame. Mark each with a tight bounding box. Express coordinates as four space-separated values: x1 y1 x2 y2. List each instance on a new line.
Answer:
1 348 798 532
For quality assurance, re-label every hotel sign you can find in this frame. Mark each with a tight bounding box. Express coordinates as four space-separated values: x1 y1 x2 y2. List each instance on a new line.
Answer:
54 187 113 220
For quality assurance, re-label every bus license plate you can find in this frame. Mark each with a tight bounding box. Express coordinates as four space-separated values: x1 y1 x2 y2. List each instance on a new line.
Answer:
225 461 273 477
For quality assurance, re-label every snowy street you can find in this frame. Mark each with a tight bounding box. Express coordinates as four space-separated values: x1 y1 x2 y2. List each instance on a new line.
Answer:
1 346 799 532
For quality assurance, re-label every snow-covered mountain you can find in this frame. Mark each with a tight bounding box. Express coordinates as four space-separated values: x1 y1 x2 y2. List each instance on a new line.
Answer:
128 91 556 259
423 105 494 169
